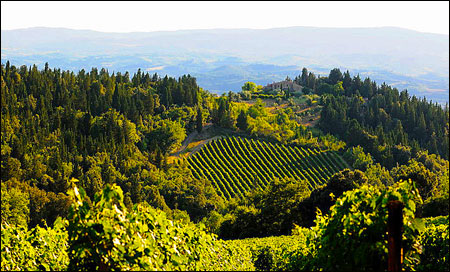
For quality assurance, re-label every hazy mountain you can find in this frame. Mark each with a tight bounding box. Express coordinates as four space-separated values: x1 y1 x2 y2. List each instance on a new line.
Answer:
2 26 448 103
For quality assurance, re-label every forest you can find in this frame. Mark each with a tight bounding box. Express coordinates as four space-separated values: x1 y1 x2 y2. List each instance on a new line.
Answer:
1 61 448 271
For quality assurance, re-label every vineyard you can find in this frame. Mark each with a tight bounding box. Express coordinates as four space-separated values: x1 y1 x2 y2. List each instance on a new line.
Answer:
184 137 350 199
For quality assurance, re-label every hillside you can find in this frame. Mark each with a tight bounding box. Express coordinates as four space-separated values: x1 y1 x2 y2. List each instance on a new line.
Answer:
185 137 349 199
3 0 450 270
1 62 448 271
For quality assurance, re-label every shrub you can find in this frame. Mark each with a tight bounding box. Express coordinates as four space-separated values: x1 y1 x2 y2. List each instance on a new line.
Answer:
417 216 449 271
286 179 424 271
66 184 253 271
1 219 69 271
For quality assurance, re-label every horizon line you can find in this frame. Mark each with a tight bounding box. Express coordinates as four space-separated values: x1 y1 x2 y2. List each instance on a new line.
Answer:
2 25 449 36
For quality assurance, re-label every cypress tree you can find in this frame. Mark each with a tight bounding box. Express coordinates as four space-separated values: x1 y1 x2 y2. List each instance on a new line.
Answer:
196 107 203 133
236 110 248 131
301 67 308 86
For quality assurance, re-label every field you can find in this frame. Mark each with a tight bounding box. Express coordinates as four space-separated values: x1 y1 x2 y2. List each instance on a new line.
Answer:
224 227 314 271
183 136 350 199
226 234 305 255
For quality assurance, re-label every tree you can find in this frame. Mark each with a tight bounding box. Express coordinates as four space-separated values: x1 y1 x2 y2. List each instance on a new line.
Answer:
307 72 316 90
300 67 308 86
236 110 248 131
361 77 373 98
1 182 30 227
147 92 155 115
390 160 438 200
343 70 352 92
328 68 343 85
242 81 257 92
196 107 203 133
351 74 362 94
296 169 367 227
213 97 234 129
344 145 374 171
219 178 310 238
145 119 187 156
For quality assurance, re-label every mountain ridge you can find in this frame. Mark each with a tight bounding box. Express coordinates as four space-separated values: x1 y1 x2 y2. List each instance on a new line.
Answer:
2 26 448 103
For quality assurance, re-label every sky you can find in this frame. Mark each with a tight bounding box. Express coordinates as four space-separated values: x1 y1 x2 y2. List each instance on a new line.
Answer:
1 1 449 35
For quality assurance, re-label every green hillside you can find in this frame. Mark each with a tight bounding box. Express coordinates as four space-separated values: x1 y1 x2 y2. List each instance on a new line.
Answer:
185 136 350 199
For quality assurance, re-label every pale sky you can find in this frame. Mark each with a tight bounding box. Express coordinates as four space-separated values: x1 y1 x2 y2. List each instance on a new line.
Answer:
1 1 449 35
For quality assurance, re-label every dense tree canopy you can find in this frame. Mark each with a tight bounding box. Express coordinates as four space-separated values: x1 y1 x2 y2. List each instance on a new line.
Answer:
0 62 212 228
293 67 449 165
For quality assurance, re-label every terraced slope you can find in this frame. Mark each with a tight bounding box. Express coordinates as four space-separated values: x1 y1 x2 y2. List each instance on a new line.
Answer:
184 136 349 199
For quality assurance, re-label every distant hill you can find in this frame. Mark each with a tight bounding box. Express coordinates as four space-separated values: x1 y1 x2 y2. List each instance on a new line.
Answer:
2 26 448 103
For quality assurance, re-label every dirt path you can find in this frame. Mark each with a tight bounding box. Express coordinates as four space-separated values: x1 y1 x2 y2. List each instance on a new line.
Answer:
187 135 224 155
171 130 198 157
170 123 212 157
297 106 313 114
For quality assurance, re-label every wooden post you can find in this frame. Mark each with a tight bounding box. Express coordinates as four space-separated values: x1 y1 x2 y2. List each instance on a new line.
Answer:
387 200 404 272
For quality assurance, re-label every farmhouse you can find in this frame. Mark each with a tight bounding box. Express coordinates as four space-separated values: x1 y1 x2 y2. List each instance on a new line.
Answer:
263 78 303 92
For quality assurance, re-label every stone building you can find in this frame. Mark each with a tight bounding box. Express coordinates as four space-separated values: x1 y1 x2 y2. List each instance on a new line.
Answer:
263 78 302 92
